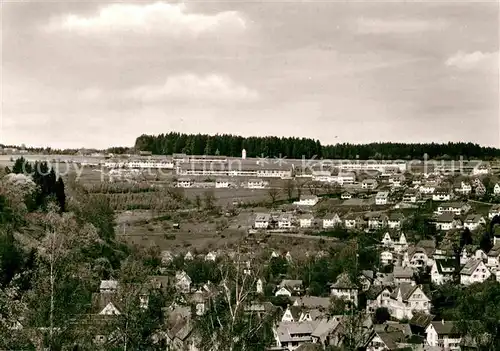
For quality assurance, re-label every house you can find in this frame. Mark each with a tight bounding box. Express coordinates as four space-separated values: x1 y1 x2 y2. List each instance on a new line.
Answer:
344 213 364 230
387 284 431 320
278 214 295 229
432 188 452 201
299 214 314 228
426 321 461 350
175 271 192 293
99 280 118 294
215 178 229 188
364 330 409 351
472 164 489 175
285 251 293 262
408 247 431 269
322 213 342 229
409 312 435 336
160 250 174 266
341 191 353 200
455 181 472 195
310 317 342 347
177 177 194 188
463 214 486 231
274 321 318 350
281 305 304 323
380 251 394 266
419 183 437 195
488 204 500 220
435 213 463 231
294 195 319 206
387 213 404 229
394 233 408 253
494 183 500 195
474 248 488 262
460 259 491 285
165 306 199 351
381 232 394 248
367 213 388 230
205 251 217 262
330 273 358 307
254 213 270 229
402 190 419 203
486 244 500 268
247 178 267 189
389 174 405 187
336 172 356 185
375 191 389 205
361 179 378 190
431 259 456 285
277 280 303 296
393 266 415 286
366 286 392 313
256 278 264 294
92 292 121 315
184 251 194 261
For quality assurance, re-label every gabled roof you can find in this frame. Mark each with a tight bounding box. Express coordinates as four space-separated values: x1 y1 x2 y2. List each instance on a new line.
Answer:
435 213 459 223
464 214 484 223
331 273 357 289
366 285 387 300
280 279 303 288
393 266 414 279
391 283 420 301
410 312 435 329
487 244 500 257
430 321 460 337
99 280 118 291
276 321 318 343
434 259 456 274
311 317 340 339
294 296 331 309
460 259 483 275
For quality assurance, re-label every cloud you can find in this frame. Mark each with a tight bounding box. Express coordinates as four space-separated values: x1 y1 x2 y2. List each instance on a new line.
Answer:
356 17 447 34
445 51 498 70
78 74 258 103
128 74 258 102
44 2 246 37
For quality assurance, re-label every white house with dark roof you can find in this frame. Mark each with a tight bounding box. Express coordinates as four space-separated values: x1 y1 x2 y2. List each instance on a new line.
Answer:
366 286 392 313
274 321 318 350
278 213 295 229
254 213 270 229
361 179 378 190
489 204 500 219
426 321 461 350
341 191 353 200
455 181 472 195
394 233 408 253
381 232 394 248
432 188 452 202
387 283 431 320
175 271 192 293
387 213 404 229
277 280 303 296
330 273 359 307
408 247 431 269
177 177 194 188
375 191 389 205
380 251 394 266
487 244 500 268
322 213 342 229
435 213 462 231
460 259 491 286
299 214 314 228
431 259 456 285
294 195 319 206
494 183 500 195
436 202 470 216
215 178 229 188
419 183 436 194
368 213 388 230
247 178 268 189
463 214 486 231
402 190 419 203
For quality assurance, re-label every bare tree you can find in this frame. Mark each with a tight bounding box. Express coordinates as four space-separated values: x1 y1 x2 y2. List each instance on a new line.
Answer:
267 187 280 205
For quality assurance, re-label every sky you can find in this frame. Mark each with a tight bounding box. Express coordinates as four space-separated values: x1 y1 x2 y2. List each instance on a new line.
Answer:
1 0 499 149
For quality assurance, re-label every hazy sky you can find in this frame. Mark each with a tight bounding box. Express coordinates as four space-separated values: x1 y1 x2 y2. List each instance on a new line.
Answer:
1 0 499 149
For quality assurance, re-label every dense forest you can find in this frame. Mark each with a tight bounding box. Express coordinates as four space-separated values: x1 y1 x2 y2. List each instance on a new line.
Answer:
134 133 500 160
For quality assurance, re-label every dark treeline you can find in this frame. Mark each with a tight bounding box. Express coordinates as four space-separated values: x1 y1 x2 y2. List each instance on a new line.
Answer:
10 156 66 212
134 132 500 160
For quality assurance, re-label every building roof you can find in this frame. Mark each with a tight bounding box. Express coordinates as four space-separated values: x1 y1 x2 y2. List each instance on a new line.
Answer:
460 259 482 276
99 280 118 291
488 244 500 257
366 285 386 300
430 321 460 336
280 279 303 288
440 201 467 208
393 266 414 279
410 312 435 329
435 213 458 223
276 321 318 343
311 317 340 338
294 296 331 309
434 259 456 274
391 283 419 301
331 273 358 290
299 213 315 220
465 214 484 223
255 213 271 221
